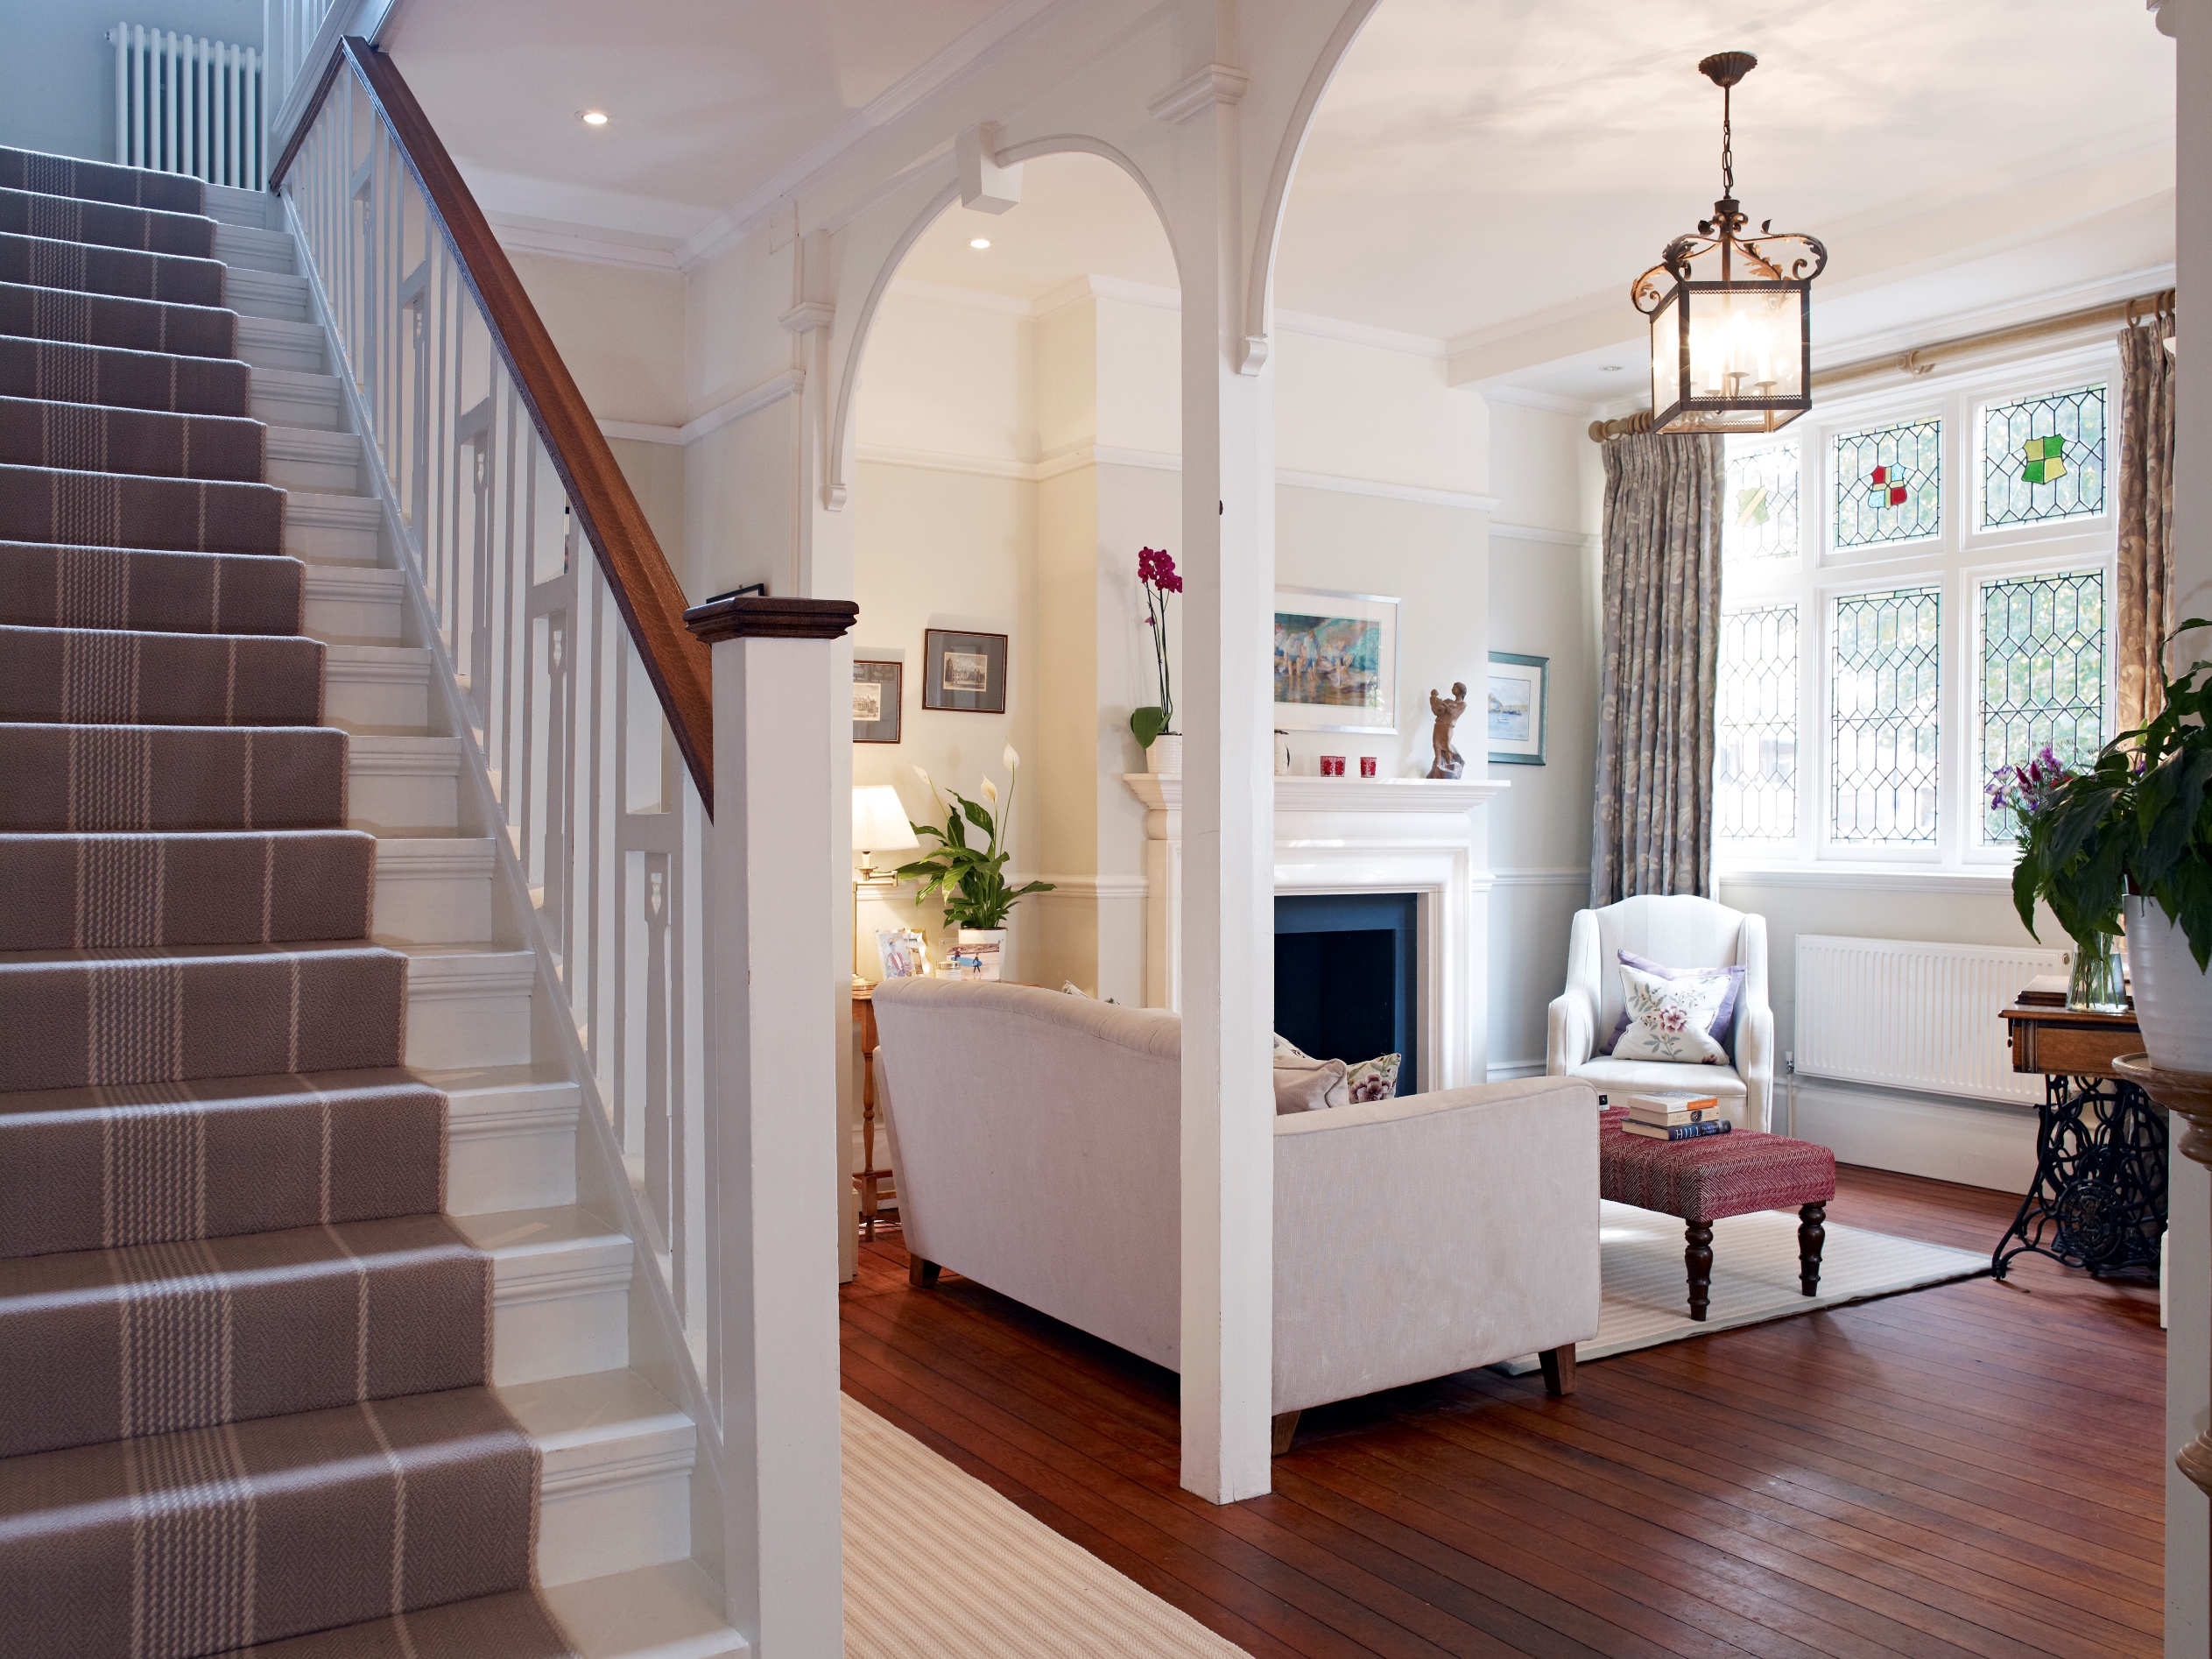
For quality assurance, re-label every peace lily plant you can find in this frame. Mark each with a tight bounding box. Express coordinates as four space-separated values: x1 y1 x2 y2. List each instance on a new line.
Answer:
896 746 1053 930
2004 620 2212 1069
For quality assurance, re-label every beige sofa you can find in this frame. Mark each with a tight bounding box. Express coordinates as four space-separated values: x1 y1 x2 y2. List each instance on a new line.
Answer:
870 978 1602 1441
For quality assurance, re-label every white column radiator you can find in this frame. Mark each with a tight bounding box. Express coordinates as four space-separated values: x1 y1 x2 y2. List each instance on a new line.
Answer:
1793 935 2067 1106
109 24 264 191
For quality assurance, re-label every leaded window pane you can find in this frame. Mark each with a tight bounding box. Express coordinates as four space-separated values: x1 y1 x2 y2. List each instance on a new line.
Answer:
1833 419 1941 549
1981 570 2106 842
1831 585 1941 844
1717 605 1799 839
1725 441 1800 563
1980 384 2107 530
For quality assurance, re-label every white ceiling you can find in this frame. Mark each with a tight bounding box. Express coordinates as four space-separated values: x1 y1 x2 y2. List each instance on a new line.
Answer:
410 0 2178 405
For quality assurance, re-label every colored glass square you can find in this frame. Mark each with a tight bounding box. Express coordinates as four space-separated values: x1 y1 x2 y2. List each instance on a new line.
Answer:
1888 484 1908 505
1870 465 1890 486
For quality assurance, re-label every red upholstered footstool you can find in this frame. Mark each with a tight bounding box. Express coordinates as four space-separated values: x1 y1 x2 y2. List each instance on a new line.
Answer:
1598 1106 1838 1321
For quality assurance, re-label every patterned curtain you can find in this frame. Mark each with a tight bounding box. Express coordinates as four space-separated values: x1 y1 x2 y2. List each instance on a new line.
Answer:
1590 430 1725 907
2116 314 2176 730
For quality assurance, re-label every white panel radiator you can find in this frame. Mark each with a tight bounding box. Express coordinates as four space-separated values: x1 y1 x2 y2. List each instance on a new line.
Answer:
109 24 264 190
1794 935 2067 1106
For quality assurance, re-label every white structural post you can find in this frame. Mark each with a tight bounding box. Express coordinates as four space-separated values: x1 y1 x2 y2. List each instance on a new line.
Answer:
2154 3 2212 1651
688 593 857 1655
1155 45 1278 1503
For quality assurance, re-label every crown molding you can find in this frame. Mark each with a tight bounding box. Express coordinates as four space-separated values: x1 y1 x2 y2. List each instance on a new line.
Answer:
1478 385 1601 417
1272 308 1447 360
489 215 683 272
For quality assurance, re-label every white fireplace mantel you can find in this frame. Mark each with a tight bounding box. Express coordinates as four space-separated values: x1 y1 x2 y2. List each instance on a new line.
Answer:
1122 772 1509 1091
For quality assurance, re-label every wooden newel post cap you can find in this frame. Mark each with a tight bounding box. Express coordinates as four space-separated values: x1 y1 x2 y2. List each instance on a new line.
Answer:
683 595 858 643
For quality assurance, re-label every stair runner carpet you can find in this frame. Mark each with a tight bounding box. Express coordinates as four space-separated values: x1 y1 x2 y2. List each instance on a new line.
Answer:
0 150 575 1658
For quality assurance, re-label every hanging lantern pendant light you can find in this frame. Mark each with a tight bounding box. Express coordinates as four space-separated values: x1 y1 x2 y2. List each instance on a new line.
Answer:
1634 53 1827 435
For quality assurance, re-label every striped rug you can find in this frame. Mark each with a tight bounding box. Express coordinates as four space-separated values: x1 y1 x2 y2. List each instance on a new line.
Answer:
842 1394 1250 1659
1504 1200 1990 1374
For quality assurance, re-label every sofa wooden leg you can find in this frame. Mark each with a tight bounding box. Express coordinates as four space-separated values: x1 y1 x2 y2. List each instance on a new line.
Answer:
1271 1410 1301 1456
908 1255 940 1288
1538 1343 1576 1397
1684 1218 1714 1321
1798 1202 1827 1296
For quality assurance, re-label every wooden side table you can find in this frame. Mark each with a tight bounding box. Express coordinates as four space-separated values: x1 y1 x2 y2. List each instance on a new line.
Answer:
851 986 896 1237
1995 999 2166 1279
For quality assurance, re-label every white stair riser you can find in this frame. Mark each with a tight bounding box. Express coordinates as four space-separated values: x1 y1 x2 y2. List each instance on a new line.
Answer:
225 272 311 324
304 581 403 644
236 325 327 376
254 381 344 432
285 508 381 562
349 773 458 834
215 226 295 274
449 1119 578 1215
268 450 357 493
407 973 533 1070
538 1465 694 1586
202 185 274 229
374 856 492 943
326 664 429 731
494 1278 630 1387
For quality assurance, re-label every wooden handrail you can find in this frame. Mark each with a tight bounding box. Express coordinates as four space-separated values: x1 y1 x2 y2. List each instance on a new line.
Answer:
272 39 718 810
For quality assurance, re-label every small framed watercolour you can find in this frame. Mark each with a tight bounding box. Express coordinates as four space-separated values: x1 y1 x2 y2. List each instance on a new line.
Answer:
1486 652 1548 766
875 928 930 980
921 628 1008 713
852 659 902 744
1272 587 1398 734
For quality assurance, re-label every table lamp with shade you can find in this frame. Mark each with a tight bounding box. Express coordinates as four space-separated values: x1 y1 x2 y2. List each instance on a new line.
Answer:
852 785 919 989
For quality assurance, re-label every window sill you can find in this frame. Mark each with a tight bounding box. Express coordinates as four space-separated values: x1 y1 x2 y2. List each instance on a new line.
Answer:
1715 865 2017 896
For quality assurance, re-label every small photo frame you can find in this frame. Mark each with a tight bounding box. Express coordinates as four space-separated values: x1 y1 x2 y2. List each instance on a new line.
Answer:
1486 652 1548 766
1273 587 1398 733
921 628 1008 714
876 928 930 980
852 659 902 744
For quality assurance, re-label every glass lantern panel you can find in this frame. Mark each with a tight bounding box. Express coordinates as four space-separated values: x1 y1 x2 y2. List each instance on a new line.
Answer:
1649 289 1681 417
1685 286 1802 403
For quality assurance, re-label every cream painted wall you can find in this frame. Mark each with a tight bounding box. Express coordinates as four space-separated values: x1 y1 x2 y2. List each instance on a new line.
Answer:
510 252 687 426
1274 332 1485 492
856 291 1033 462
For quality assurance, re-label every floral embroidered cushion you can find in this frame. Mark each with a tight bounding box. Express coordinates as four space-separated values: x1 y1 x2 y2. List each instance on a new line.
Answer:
1610 962 1734 1065
1605 950 1744 1055
1274 1034 1401 1105
1345 1052 1402 1102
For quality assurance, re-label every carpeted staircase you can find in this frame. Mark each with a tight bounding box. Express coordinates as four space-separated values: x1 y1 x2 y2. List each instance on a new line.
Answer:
0 150 727 1658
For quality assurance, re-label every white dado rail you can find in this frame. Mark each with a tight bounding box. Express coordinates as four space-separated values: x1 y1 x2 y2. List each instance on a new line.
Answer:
1123 774 1508 1092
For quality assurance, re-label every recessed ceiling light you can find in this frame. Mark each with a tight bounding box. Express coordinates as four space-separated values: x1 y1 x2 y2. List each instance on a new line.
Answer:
969 237 990 250
581 110 609 126
1598 364 1624 372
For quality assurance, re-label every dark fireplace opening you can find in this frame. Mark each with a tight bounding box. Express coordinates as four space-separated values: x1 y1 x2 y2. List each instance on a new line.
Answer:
1274 892 1418 1095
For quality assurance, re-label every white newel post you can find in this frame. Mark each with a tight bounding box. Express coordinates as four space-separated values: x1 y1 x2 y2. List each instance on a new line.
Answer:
687 594 858 1656
1156 46 1277 1504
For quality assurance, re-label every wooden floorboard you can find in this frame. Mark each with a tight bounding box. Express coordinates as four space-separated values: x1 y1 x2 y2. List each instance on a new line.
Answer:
839 1164 2164 1657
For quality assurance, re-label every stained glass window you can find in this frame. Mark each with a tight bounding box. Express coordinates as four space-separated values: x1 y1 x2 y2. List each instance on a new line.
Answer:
1717 605 1799 839
1980 384 2107 530
1833 419 1941 549
1981 570 2106 842
1724 441 1800 562
1831 586 1941 844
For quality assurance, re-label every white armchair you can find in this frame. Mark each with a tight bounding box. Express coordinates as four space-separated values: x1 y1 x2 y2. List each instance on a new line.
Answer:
1546 893 1775 1132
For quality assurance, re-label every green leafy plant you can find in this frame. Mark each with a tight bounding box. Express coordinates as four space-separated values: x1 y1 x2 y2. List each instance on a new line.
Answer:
2009 619 2212 970
1130 546 1181 749
895 746 1053 929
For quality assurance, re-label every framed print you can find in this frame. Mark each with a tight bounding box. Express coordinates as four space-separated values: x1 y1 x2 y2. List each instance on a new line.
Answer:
1486 652 1548 766
1272 588 1398 733
875 928 930 980
852 659 903 743
921 628 1008 713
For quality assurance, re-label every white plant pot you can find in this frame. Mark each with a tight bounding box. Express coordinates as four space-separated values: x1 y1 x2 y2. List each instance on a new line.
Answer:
2125 894 2212 1073
1145 734 1184 775
951 928 1007 982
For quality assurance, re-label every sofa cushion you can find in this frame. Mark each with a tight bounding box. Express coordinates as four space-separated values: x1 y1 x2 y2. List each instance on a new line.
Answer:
1273 1055 1349 1113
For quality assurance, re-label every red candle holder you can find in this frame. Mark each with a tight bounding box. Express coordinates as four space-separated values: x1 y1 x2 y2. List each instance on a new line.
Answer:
1360 756 1377 778
1321 755 1346 777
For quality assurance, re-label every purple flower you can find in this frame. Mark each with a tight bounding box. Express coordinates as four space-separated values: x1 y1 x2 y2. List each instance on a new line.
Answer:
1137 547 1182 593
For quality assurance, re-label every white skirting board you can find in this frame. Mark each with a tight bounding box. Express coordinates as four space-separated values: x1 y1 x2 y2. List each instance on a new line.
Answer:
1786 1076 2039 1193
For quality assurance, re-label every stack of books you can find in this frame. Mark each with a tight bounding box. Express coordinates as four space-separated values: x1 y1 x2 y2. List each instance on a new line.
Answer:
1619 1091 1731 1142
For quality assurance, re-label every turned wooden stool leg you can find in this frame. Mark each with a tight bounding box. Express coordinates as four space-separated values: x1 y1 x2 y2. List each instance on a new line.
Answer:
1684 1218 1714 1321
1798 1203 1828 1296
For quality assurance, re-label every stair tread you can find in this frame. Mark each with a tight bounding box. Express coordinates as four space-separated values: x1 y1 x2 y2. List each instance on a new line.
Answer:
495 1366 693 1458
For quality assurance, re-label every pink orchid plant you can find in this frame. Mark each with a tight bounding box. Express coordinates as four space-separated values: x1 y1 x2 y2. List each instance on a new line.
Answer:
1131 546 1181 750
